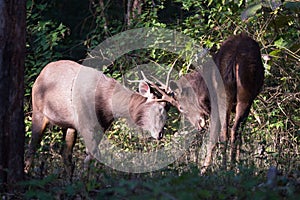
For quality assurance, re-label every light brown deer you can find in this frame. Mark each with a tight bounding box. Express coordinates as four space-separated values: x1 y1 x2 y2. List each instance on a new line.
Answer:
25 60 179 177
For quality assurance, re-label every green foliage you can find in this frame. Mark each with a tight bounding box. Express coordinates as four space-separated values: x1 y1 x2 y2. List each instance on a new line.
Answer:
21 174 58 199
15 166 299 199
25 1 69 95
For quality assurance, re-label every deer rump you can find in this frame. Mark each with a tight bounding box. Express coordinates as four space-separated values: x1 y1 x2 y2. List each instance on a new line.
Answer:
171 33 264 166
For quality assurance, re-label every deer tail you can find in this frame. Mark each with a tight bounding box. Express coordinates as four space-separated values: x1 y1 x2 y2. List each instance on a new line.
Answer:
224 55 236 84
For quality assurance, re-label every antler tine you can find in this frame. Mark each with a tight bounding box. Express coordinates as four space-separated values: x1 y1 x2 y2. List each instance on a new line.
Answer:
148 58 177 93
150 75 171 93
166 58 177 89
140 71 150 83
140 71 181 111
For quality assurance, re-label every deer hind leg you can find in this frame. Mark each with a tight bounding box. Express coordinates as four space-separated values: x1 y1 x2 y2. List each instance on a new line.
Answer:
61 128 77 179
25 111 49 173
230 101 251 167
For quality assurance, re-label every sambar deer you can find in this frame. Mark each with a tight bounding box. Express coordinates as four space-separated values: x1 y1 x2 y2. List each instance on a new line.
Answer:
170 33 265 169
25 60 179 177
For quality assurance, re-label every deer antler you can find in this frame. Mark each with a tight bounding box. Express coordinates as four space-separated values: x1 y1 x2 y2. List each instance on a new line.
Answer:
140 71 182 111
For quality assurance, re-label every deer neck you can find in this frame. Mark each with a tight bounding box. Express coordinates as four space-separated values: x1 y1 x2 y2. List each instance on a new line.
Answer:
111 83 144 124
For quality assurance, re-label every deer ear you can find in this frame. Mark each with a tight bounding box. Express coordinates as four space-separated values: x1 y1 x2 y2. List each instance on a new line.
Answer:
170 80 181 96
138 81 153 99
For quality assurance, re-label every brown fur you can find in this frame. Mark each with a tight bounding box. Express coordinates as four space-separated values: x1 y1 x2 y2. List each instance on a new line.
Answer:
172 33 264 169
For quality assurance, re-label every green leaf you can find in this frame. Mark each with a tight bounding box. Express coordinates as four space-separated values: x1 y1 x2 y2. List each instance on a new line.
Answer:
274 38 287 48
269 49 281 56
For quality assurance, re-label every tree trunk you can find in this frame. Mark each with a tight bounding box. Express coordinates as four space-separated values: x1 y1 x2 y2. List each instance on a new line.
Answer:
126 0 143 26
0 0 26 191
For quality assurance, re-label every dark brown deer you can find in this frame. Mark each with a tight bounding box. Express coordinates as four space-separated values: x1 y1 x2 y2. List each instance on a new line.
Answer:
24 60 179 176
170 33 264 169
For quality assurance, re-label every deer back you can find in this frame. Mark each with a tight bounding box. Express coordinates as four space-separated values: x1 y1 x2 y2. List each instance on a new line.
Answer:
32 60 167 140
